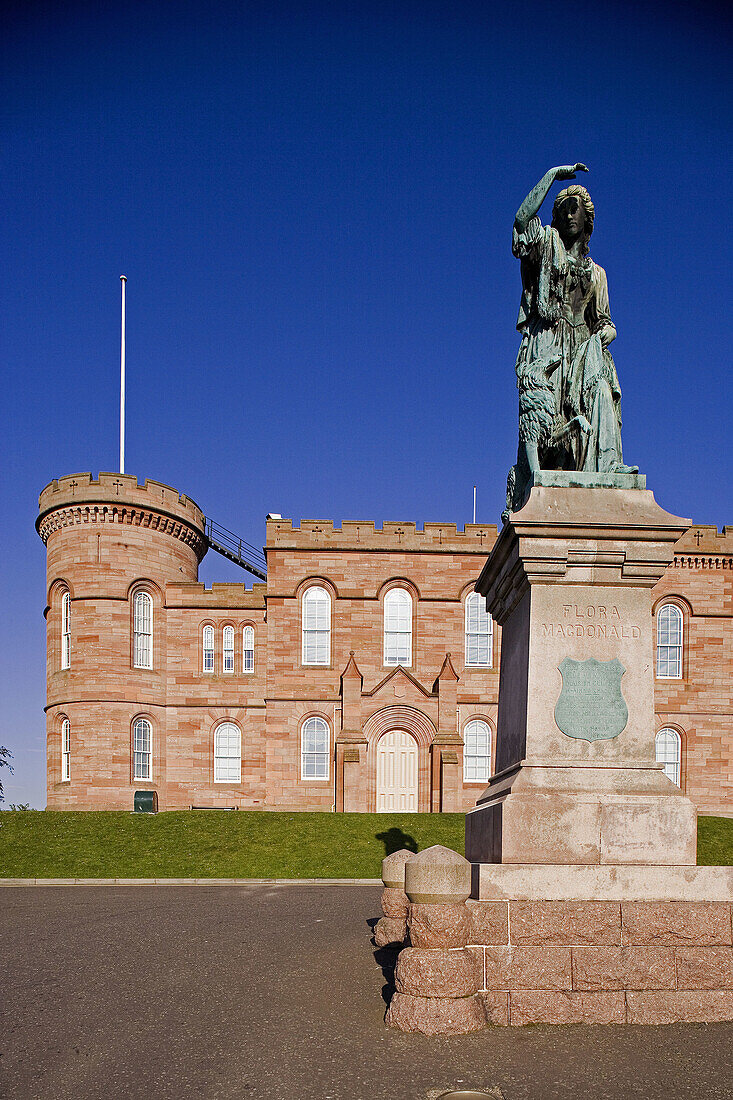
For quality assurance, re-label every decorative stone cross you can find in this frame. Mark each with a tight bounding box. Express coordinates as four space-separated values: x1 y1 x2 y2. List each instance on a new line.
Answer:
113 480 123 495
693 530 704 546
68 479 78 495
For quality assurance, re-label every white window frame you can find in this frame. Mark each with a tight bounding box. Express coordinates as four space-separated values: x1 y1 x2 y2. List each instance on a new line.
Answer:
61 718 71 781
383 588 412 667
301 716 330 781
61 591 71 669
656 603 683 679
302 586 331 666
463 719 492 783
243 625 255 673
202 625 215 673
214 721 241 783
465 592 493 668
133 591 153 670
656 727 681 787
133 717 152 781
222 625 235 674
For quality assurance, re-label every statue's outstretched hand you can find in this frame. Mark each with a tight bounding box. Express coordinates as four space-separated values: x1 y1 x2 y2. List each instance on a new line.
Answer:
554 163 589 180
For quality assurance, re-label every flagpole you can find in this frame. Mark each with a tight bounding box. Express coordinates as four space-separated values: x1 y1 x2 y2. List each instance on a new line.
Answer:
119 275 127 474
473 485 476 524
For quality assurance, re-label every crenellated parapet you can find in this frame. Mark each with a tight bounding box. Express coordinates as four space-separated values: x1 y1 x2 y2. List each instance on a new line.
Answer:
266 517 498 555
37 472 207 560
672 525 733 569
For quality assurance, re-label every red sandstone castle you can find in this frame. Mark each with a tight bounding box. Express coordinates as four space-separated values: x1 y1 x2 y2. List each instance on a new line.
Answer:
38 472 733 815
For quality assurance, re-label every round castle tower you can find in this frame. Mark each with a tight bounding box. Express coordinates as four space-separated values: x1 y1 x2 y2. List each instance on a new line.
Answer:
37 472 207 808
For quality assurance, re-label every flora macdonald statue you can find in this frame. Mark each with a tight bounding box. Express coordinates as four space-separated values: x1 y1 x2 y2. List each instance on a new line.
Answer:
504 164 637 521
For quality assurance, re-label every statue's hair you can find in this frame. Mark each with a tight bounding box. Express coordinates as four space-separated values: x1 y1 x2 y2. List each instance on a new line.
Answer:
551 185 594 256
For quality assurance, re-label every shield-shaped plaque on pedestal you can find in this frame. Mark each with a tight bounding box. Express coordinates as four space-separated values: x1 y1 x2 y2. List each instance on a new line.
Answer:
554 657 628 742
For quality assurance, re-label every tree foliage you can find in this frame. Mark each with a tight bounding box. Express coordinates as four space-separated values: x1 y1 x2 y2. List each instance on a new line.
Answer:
0 746 13 805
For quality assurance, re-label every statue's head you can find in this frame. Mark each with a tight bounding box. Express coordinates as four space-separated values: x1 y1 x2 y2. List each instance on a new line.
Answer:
551 185 594 255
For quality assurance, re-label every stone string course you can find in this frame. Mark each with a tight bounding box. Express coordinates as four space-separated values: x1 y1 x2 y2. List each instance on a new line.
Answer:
380 848 733 1031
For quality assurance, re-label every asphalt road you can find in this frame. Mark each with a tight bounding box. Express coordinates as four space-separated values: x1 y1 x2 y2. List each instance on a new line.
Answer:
1 885 732 1100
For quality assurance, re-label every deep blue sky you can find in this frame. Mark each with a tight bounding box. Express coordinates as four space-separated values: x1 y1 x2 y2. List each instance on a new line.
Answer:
2 0 731 806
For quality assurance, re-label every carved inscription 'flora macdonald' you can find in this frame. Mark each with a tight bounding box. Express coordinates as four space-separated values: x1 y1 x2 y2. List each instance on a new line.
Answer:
541 604 641 640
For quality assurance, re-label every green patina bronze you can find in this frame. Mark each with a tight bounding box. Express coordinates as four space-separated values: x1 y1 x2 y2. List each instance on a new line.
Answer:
554 657 628 742
503 164 639 521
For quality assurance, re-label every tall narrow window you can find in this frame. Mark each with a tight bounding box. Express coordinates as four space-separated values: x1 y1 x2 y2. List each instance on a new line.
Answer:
243 625 255 673
133 717 152 781
61 718 71 781
202 625 214 672
465 592 493 667
302 586 331 665
223 626 235 673
656 727 681 787
214 722 241 782
133 591 153 669
384 588 412 667
61 591 71 669
464 719 492 782
301 716 329 780
656 604 683 679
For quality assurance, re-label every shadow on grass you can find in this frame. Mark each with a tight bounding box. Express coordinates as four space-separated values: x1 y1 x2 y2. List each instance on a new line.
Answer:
367 916 401 1008
375 826 418 856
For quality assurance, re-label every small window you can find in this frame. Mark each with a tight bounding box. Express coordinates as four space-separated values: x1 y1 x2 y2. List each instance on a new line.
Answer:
133 717 152 781
465 592 493 667
61 591 71 669
301 716 329 780
61 718 71 781
243 625 254 673
133 591 153 669
302 586 331 665
214 722 241 783
223 626 235 673
202 625 214 673
656 727 681 787
656 604 683 679
464 719 492 783
384 588 412 667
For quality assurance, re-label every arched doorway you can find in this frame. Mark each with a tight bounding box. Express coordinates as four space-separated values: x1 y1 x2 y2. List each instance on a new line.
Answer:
376 729 418 812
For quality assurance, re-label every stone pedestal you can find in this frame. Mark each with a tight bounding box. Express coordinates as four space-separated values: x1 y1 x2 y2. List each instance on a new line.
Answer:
465 476 698 867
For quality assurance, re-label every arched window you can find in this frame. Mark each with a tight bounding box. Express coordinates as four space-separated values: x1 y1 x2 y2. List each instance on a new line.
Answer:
214 722 241 782
133 591 153 669
61 718 71 781
302 586 331 665
202 625 214 673
301 716 329 780
656 727 681 787
133 717 152 781
384 588 412 667
243 625 255 673
464 719 492 783
656 604 683 679
222 626 235 673
465 592 493 667
61 591 71 669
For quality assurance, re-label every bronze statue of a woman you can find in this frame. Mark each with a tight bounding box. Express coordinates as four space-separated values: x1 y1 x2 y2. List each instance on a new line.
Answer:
504 164 637 519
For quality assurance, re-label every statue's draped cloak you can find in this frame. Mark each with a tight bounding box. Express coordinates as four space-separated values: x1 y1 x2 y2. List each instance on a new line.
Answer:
512 216 626 472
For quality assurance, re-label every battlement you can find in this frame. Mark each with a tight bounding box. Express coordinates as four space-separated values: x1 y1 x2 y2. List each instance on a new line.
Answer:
673 524 733 561
166 582 267 609
265 518 499 554
37 472 205 537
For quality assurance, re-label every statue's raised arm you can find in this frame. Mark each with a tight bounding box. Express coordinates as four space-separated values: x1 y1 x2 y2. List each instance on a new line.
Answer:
503 165 636 522
514 164 588 231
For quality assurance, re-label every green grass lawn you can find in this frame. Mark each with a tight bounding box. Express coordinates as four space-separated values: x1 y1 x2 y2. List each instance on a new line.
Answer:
0 810 730 879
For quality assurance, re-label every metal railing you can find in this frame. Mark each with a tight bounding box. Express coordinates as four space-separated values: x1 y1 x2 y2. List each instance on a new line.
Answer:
203 517 267 581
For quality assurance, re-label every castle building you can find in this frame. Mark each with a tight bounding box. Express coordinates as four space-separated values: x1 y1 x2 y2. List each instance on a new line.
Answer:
37 472 733 816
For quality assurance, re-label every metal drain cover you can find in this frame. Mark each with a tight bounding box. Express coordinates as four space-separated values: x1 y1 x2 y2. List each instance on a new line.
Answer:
435 1091 503 1100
